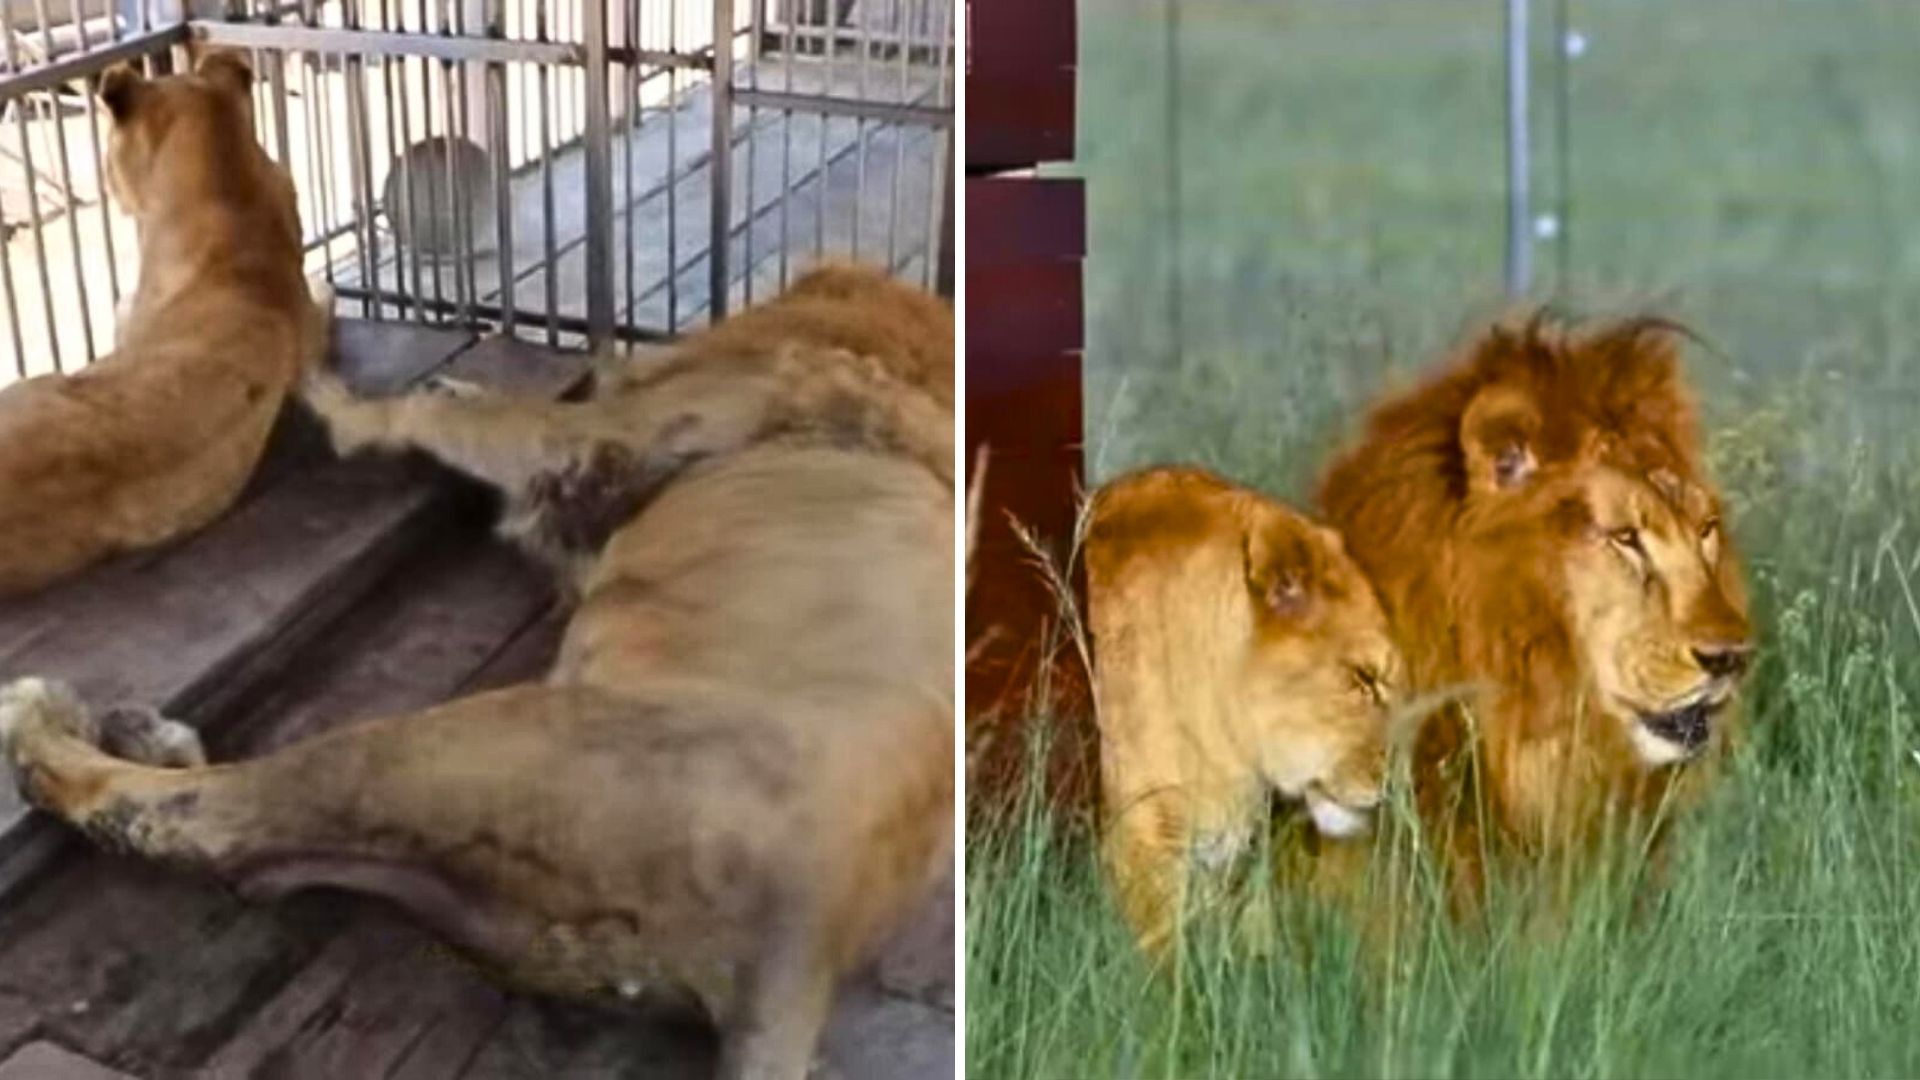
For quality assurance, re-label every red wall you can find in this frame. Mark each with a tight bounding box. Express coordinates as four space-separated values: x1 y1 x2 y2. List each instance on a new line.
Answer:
966 0 1076 169
965 0 1092 812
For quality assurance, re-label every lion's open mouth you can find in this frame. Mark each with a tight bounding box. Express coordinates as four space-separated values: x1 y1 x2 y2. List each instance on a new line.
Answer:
1637 696 1727 754
1302 785 1377 840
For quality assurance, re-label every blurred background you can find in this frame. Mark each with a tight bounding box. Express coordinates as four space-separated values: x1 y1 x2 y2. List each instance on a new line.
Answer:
1075 0 1920 507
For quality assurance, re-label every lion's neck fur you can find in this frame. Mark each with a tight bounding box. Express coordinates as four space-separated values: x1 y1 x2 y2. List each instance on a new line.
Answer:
123 206 305 335
119 120 307 338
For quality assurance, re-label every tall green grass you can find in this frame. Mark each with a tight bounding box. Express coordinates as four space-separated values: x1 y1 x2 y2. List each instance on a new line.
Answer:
971 2 1920 1076
970 383 1920 1076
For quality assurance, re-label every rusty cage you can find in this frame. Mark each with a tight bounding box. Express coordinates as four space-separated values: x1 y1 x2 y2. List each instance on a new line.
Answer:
0 0 955 379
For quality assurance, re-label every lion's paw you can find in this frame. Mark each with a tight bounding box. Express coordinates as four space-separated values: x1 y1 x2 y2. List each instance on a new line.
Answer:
0 678 97 767
299 365 354 417
300 367 386 455
99 703 205 768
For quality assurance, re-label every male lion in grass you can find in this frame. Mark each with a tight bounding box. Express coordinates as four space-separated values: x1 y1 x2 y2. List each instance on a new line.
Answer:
0 54 332 597
1 264 953 1080
1318 316 1753 915
1086 465 1402 955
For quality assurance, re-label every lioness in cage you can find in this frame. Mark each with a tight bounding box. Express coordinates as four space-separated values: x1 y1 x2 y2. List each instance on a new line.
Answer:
0 53 333 598
1 263 954 1080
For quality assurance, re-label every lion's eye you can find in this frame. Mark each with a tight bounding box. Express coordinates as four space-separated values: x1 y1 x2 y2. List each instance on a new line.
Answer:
1699 517 1722 561
1609 526 1643 552
1351 665 1386 703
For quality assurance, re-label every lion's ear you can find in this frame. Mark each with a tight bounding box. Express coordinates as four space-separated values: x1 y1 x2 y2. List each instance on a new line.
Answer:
94 63 148 124
1244 517 1318 620
195 49 255 99
1460 383 1541 494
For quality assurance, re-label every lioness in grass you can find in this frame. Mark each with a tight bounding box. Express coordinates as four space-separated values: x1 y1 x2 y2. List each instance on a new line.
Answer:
1319 316 1754 916
0 54 332 597
1086 465 1402 955
1 264 953 1080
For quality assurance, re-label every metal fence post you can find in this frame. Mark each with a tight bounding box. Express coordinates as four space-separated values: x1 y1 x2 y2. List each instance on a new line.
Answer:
710 0 734 321
486 0 515 336
583 0 614 345
936 124 955 299
1551 0 1573 295
1504 0 1531 297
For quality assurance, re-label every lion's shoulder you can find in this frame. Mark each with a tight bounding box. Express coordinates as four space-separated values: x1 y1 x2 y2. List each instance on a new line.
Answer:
652 262 951 408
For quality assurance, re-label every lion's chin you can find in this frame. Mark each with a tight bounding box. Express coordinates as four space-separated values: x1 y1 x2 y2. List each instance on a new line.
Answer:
1627 694 1729 766
1304 789 1373 839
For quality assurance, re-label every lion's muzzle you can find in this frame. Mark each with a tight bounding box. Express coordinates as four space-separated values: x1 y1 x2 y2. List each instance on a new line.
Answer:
1304 784 1377 840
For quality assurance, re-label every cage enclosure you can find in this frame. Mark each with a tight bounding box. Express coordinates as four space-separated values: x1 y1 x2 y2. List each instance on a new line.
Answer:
0 0 956 378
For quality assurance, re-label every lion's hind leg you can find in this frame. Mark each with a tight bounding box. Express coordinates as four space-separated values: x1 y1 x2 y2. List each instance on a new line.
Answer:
718 908 842 1080
0 678 232 862
0 677 539 951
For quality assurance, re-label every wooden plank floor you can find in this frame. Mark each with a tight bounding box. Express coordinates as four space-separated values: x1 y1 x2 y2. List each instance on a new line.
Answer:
0 323 953 1077
0 320 477 897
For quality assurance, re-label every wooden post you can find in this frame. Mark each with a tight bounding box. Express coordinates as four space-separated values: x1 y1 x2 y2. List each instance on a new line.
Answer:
964 0 1091 816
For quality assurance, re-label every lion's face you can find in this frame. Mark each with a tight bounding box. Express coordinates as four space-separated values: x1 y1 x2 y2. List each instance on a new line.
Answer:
1235 509 1403 835
1458 426 1754 769
1557 463 1750 765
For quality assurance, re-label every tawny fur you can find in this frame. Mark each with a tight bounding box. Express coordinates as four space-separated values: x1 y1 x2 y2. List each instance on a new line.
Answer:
0 54 331 597
301 263 953 589
1086 466 1400 955
1 265 953 1080
1317 315 1753 916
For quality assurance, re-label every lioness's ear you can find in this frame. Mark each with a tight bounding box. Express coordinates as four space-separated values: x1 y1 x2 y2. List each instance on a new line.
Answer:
1245 518 1318 619
195 48 254 99
1460 383 1541 494
94 63 148 124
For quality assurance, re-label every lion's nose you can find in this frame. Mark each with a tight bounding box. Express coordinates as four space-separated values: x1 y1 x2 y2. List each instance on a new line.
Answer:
1693 642 1753 679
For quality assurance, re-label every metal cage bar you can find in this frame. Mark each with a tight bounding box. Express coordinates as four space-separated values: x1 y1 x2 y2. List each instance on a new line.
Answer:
706 0 731 320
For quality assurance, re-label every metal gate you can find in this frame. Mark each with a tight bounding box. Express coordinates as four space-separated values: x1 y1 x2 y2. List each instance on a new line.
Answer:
0 0 955 379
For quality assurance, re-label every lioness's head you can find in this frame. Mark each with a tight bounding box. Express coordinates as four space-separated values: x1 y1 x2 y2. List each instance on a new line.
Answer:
1088 467 1404 839
1452 320 1753 768
95 52 299 250
1238 502 1403 835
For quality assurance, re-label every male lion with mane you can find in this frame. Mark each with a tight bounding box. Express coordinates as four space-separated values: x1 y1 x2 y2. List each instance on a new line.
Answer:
1318 316 1753 915
1087 465 1401 955
0 264 952 1080
0 54 332 596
